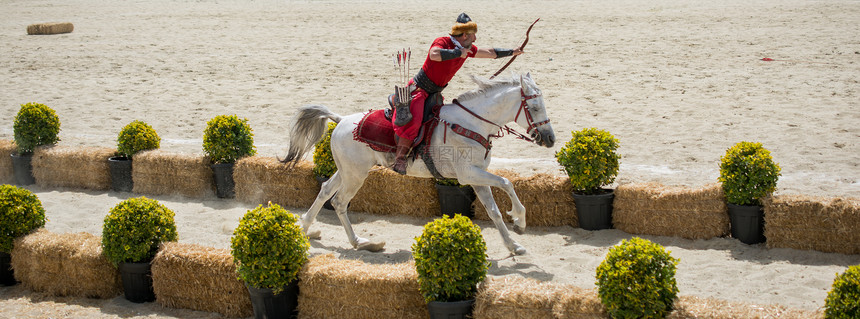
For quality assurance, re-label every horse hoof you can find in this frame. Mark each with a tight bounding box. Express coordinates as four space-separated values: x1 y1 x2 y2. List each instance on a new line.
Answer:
357 241 386 252
513 224 525 235
512 245 527 256
306 230 322 240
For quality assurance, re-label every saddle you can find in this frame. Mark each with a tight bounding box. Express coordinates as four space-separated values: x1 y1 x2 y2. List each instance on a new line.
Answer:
352 94 447 178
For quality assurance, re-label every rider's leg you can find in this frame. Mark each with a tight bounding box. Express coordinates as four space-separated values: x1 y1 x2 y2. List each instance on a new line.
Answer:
392 89 427 174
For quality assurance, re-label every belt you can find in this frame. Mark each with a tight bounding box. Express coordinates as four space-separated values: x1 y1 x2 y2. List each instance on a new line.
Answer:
413 69 446 95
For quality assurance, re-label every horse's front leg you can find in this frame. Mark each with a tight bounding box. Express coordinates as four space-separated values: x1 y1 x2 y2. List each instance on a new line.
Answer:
471 185 526 255
459 168 527 233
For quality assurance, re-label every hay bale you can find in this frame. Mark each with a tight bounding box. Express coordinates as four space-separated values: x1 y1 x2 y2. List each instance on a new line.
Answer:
351 168 438 218
9 229 121 298
473 170 577 227
234 156 320 207
26 22 74 35
299 254 427 319
151 242 252 318
613 183 729 239
0 140 14 184
474 276 605 319
132 150 214 198
31 145 114 190
764 195 860 255
669 295 822 319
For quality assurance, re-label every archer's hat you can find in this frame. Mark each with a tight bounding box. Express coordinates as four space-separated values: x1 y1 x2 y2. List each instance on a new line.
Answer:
450 13 478 36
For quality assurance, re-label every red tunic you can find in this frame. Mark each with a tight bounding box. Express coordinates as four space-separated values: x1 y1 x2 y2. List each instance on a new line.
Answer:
394 37 478 140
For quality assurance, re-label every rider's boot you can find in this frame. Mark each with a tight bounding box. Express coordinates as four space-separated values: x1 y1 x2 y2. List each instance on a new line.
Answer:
393 86 412 127
392 137 413 175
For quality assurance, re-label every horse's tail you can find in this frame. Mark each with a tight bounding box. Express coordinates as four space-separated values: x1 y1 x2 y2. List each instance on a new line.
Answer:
280 104 342 165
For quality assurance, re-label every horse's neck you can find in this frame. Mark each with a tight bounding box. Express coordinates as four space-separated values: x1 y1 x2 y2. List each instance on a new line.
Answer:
443 86 518 135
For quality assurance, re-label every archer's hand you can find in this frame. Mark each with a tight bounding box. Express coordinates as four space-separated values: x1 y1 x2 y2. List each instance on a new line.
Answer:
513 48 524 56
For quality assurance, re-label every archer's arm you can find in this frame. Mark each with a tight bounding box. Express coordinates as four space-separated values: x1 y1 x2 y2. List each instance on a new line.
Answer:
475 47 524 59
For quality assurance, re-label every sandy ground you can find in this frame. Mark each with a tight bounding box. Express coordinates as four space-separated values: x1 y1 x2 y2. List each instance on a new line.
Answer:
1 0 859 317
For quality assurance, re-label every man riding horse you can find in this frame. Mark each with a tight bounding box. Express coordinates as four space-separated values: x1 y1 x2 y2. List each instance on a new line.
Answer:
391 12 524 174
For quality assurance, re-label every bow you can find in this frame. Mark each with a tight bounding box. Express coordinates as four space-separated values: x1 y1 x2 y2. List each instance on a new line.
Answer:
490 18 540 79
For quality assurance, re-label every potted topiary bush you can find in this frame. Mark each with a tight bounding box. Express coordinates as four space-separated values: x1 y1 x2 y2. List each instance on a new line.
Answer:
596 237 679 319
434 178 476 219
0 185 47 286
231 202 309 319
825 265 860 318
412 214 489 318
718 141 781 244
12 102 61 185
101 196 178 303
555 127 620 230
312 122 337 209
109 120 161 192
203 115 256 198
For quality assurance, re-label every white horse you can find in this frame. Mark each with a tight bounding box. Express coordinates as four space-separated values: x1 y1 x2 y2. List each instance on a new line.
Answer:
282 72 555 255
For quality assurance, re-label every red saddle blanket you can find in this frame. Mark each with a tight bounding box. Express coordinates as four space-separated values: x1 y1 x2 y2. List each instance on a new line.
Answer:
353 110 397 153
353 108 441 154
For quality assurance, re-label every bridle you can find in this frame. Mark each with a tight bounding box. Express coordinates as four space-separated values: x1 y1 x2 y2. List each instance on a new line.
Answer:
448 80 551 150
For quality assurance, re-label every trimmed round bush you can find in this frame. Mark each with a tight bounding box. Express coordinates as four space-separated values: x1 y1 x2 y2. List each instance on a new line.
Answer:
231 203 309 294
0 185 47 253
825 265 860 319
13 102 61 154
555 127 620 194
101 197 178 265
596 237 679 319
718 141 781 206
412 214 489 302
116 120 160 158
202 115 256 164
312 122 337 179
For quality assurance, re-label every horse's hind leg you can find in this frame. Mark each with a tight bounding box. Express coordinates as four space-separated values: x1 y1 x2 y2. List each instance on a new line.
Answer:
330 168 385 252
300 171 343 239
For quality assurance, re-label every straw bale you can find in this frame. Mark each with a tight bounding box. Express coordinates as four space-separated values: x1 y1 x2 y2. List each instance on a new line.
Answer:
613 183 729 239
234 156 320 207
0 140 14 184
9 229 121 298
132 150 214 198
474 276 605 319
350 168 438 218
30 145 114 190
151 242 252 318
298 254 427 319
669 295 822 319
473 170 578 227
26 22 74 35
763 195 860 255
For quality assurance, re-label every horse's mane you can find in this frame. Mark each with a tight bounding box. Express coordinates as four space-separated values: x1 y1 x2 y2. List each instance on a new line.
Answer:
455 74 521 102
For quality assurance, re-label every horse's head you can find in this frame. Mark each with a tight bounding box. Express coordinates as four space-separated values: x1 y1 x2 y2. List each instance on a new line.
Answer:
516 73 555 148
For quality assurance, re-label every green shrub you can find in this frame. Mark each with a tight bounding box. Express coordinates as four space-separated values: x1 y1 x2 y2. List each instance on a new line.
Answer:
825 265 860 319
435 178 463 187
101 197 178 265
231 203 309 294
555 128 620 194
412 214 489 302
0 185 47 253
13 102 61 154
202 115 256 164
595 237 679 319
718 141 781 206
116 120 160 158
312 122 337 178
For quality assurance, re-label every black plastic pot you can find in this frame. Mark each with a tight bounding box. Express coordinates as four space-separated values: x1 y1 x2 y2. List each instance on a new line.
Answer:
572 190 615 230
728 203 765 244
108 156 133 192
212 163 235 198
427 299 474 319
119 261 156 303
435 184 476 219
247 280 299 319
1 252 16 286
10 153 35 185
